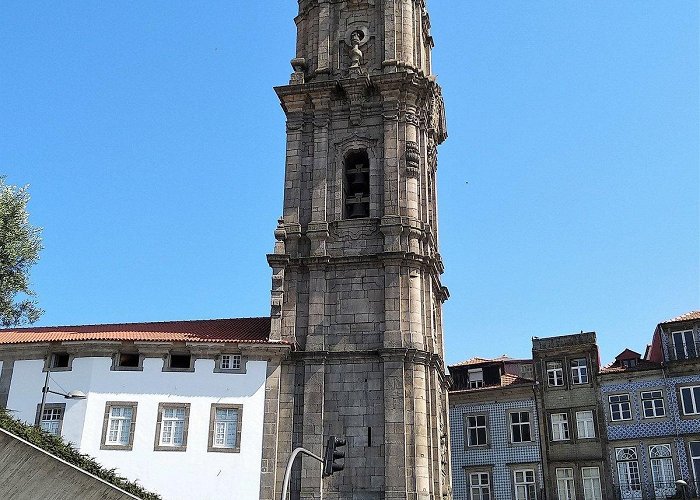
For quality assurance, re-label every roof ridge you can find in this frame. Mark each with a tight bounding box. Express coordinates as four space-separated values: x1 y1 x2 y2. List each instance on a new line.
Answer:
0 316 271 333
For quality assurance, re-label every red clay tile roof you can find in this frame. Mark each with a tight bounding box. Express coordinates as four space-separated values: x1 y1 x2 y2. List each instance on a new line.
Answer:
660 311 700 325
0 317 276 345
600 359 661 374
451 355 518 367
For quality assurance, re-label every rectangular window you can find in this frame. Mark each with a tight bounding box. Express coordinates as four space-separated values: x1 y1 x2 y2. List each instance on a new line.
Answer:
468 368 484 389
581 467 602 500
466 415 488 447
169 354 192 370
551 413 570 441
556 468 576 500
513 469 536 500
641 390 666 418
36 403 65 435
220 354 241 370
509 411 532 443
51 353 70 368
208 404 243 453
469 472 491 500
576 410 596 439
649 444 675 496
547 361 564 387
690 442 700 496
616 447 641 495
570 358 589 384
118 353 140 367
673 330 697 360
154 403 190 451
680 386 700 415
100 402 137 450
609 394 632 421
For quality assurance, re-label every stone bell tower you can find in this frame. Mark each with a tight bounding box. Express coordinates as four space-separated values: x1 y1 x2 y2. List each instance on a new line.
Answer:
262 1 450 499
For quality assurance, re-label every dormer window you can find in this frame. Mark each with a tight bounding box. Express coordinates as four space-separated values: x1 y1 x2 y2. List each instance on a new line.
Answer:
672 330 697 360
468 368 484 389
621 359 637 369
344 150 370 219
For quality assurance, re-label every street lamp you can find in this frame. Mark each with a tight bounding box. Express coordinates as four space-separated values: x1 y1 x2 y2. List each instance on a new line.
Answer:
675 480 689 500
36 365 87 430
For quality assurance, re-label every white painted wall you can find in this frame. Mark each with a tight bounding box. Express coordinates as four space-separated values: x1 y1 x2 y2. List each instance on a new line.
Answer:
7 356 267 500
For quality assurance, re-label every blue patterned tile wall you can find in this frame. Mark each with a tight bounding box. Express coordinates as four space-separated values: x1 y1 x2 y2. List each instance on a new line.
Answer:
450 398 542 500
600 374 700 486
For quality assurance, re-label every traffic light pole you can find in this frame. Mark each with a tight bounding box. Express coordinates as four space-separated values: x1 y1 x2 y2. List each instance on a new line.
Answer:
280 447 324 500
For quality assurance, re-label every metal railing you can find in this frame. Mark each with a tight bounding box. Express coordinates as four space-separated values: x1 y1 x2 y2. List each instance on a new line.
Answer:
612 481 699 499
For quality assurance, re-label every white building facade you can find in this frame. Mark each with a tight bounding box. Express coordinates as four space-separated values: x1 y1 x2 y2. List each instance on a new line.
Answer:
0 318 290 500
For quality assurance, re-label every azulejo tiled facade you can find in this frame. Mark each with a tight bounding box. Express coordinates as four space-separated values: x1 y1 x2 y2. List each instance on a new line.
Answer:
449 311 700 500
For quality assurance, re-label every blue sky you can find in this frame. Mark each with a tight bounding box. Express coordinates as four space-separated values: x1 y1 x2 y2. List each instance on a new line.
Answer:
1 1 698 365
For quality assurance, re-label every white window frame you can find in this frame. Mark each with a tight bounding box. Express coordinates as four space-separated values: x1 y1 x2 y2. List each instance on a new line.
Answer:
509 410 533 443
221 354 242 370
208 404 243 453
581 467 602 500
547 361 564 387
680 385 700 415
616 447 641 496
690 442 700 494
469 471 491 500
556 468 576 500
609 394 632 421
641 390 666 418
37 404 64 435
672 329 697 360
570 358 589 385
576 410 596 439
649 444 675 495
468 368 484 389
100 402 137 450
466 414 488 447
154 403 190 451
551 413 570 441
513 469 536 500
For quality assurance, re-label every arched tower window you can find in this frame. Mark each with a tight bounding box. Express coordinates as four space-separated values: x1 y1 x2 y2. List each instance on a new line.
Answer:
344 150 370 219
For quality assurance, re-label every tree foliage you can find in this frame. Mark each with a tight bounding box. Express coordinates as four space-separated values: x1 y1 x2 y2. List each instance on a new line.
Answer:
0 177 43 326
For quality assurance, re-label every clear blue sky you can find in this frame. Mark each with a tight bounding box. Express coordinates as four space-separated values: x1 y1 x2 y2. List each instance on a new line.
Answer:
1 1 698 365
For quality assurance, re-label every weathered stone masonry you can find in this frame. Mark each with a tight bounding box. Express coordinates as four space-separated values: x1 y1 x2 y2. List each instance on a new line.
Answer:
261 1 451 499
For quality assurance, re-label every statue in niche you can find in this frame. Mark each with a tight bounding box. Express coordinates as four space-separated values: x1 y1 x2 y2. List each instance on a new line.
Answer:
349 30 364 69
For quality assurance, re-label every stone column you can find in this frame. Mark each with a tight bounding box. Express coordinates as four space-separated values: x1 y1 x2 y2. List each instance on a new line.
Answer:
411 360 430 500
259 361 283 500
401 0 415 70
305 262 327 351
383 356 407 500
308 96 330 256
408 269 424 349
317 0 331 75
300 360 325 500
283 112 305 225
383 0 398 71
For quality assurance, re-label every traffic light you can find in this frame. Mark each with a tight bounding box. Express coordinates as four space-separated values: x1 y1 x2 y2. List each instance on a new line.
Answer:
323 435 346 477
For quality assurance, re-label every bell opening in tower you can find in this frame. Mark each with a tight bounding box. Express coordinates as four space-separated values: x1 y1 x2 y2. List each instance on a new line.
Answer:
344 149 370 219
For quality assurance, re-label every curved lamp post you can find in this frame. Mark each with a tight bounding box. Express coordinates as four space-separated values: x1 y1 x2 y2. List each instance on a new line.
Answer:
36 366 87 429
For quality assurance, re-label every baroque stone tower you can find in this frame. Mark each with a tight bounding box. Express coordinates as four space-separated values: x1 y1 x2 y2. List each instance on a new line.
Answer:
262 1 450 499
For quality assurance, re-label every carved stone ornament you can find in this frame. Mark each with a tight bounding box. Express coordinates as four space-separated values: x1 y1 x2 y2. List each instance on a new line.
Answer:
289 58 306 85
349 30 364 69
406 141 420 176
428 84 448 144
273 218 286 254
